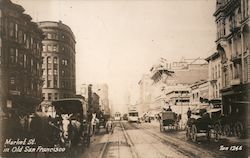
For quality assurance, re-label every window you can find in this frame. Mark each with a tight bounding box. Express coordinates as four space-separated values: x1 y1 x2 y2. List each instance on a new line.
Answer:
23 33 26 44
15 49 18 63
47 33 52 39
26 37 30 49
54 93 58 100
31 59 33 67
62 70 65 76
53 57 58 64
48 93 52 100
42 45 46 51
48 69 52 75
215 66 217 79
53 45 57 52
10 48 15 63
47 57 52 64
212 67 214 79
54 80 58 88
10 77 15 85
18 30 23 43
48 45 52 51
218 64 221 77
54 69 58 75
62 59 68 66
47 80 51 87
30 37 33 48
15 24 18 39
9 22 14 37
42 93 45 100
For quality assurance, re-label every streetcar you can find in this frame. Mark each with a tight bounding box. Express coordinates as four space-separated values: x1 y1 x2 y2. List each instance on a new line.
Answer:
128 110 139 122
114 112 121 121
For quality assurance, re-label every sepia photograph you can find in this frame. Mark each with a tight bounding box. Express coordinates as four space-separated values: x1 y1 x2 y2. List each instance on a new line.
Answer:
0 0 249 157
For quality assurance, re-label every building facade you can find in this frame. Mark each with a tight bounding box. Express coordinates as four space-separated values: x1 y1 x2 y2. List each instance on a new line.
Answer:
205 52 222 100
0 0 44 115
214 0 249 135
37 21 76 109
138 74 152 115
149 58 208 110
92 84 110 116
189 80 209 105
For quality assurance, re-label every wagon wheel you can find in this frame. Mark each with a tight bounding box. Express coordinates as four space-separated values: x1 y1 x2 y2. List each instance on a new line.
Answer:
223 124 231 136
235 122 244 138
191 124 197 142
214 124 221 142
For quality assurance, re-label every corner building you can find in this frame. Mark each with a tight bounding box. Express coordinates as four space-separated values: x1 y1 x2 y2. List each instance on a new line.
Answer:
0 0 44 115
37 21 76 108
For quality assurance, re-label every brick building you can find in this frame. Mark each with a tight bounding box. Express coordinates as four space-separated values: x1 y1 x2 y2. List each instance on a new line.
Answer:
0 0 44 115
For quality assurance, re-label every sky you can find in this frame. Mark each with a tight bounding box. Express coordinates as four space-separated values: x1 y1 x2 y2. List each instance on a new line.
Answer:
13 0 217 112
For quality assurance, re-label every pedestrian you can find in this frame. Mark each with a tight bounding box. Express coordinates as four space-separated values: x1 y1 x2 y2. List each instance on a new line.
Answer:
105 118 113 134
187 107 191 119
166 106 172 111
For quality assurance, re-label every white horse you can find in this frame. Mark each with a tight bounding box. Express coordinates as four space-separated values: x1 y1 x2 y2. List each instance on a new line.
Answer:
60 114 82 148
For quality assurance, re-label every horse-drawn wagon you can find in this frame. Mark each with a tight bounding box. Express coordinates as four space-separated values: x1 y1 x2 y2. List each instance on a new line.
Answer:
51 98 91 154
159 111 179 132
186 108 222 142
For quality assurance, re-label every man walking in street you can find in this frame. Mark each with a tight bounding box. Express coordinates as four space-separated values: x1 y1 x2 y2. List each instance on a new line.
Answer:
187 107 192 119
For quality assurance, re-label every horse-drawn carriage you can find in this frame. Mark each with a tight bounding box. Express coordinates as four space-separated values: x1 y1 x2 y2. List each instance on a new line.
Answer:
186 108 222 142
159 111 179 132
50 98 91 154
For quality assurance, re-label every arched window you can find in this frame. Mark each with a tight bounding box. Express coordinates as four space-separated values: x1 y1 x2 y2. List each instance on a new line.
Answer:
53 57 58 64
47 57 52 64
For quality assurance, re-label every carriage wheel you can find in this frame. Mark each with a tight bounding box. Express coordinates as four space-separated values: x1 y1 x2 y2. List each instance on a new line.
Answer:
235 122 244 138
223 124 231 137
191 125 197 142
214 124 221 142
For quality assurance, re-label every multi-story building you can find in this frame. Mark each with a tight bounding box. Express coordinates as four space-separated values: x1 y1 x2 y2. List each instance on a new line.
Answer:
37 21 76 109
79 83 88 99
214 1 249 113
205 52 222 100
138 74 152 115
0 0 44 115
150 58 208 108
92 83 110 116
214 0 249 136
189 80 209 105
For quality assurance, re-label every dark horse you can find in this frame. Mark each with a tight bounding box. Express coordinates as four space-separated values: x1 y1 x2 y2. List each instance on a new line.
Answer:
30 112 59 147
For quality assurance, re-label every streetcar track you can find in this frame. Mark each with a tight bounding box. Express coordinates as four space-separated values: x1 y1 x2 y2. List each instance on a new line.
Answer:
120 122 139 158
99 133 111 158
135 124 217 158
